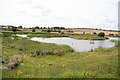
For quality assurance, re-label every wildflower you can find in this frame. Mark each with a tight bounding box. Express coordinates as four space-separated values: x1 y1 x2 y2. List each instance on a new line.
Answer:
62 64 65 68
17 71 22 75
41 65 44 67
27 75 30 77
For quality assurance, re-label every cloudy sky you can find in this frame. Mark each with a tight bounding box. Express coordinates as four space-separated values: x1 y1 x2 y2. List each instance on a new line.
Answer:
0 0 119 30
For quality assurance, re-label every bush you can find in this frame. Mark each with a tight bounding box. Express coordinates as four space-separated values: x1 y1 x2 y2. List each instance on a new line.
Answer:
109 34 114 36
93 32 97 35
58 30 61 33
2 55 23 69
32 28 35 32
83 32 85 34
1 33 11 37
47 29 51 33
98 32 105 37
12 27 17 32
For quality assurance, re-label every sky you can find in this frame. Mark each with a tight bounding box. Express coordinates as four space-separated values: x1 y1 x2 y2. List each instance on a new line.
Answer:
0 0 119 30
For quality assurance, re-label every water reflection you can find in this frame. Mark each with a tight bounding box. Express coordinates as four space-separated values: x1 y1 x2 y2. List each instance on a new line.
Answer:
16 34 118 52
31 37 115 52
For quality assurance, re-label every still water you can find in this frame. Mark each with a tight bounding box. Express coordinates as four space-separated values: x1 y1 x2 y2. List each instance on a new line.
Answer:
31 37 116 52
16 34 119 52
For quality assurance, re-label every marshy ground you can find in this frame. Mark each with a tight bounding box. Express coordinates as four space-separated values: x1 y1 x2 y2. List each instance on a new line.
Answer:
1 32 119 78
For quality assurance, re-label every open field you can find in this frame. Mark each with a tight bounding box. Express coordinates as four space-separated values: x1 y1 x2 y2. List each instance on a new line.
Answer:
2 27 120 36
70 28 119 36
1 32 119 78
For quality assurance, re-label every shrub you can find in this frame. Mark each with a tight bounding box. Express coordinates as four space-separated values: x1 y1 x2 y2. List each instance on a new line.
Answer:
115 34 118 37
58 30 61 33
93 32 97 35
32 28 35 32
98 32 105 37
109 34 114 36
61 32 64 34
47 29 51 33
83 32 85 34
12 27 17 32
3 55 23 69
1 33 11 37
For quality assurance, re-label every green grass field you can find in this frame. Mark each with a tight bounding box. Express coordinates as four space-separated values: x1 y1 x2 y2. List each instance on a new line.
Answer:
2 31 107 40
1 32 119 78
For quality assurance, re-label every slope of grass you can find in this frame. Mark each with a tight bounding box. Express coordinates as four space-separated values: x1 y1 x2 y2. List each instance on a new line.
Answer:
2 36 119 78
2 37 74 56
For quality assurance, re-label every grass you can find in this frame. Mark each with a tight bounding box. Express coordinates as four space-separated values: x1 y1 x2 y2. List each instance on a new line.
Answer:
2 34 119 78
69 34 107 40
27 32 69 38
2 37 74 56
27 32 107 40
1 31 107 40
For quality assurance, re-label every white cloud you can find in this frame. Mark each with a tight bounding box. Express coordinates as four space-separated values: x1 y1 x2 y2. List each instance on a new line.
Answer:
0 0 119 30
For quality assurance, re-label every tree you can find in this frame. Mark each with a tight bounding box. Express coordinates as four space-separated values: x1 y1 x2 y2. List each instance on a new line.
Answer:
43 27 47 29
93 32 97 35
18 26 22 28
47 29 51 33
109 34 114 36
35 26 39 29
58 30 61 33
32 28 35 32
40 27 42 29
83 32 85 34
98 32 105 37
12 27 17 32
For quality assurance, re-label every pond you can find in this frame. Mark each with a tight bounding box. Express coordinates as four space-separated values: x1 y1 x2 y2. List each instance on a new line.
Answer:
16 34 118 52
31 37 116 52
16 34 27 38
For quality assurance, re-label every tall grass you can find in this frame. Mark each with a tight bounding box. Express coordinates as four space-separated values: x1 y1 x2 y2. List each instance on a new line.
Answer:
2 34 119 78
2 31 107 40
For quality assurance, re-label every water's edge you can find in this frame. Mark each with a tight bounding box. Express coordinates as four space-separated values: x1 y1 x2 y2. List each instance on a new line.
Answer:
16 34 118 52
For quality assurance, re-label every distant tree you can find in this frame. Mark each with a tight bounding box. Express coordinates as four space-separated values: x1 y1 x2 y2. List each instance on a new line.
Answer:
43 27 47 29
18 26 22 28
32 28 35 32
58 30 61 33
12 27 17 32
98 32 105 37
115 34 118 37
48 27 50 29
35 26 39 29
52 27 60 29
40 27 42 29
83 32 85 34
60 27 65 29
61 32 64 34
47 29 51 33
109 34 114 36
93 32 97 35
